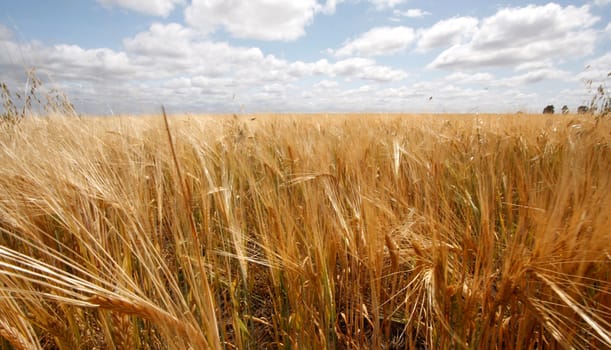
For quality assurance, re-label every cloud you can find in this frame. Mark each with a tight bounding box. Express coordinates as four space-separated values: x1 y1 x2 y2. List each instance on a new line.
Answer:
593 0 611 6
0 24 12 41
317 0 343 14
495 69 572 87
184 0 321 41
445 72 494 84
393 9 431 18
444 65 571 90
262 82 292 95
578 52 611 82
97 0 183 17
444 65 571 88
332 26 416 57
370 0 406 10
313 80 339 89
514 60 554 72
3 2 600 114
416 17 479 52
0 39 136 83
427 4 599 70
49 45 134 79
311 58 408 81
122 23 281 81
404 80 541 113
374 86 425 99
471 4 598 50
123 22 195 58
0 22 409 114
339 85 375 97
368 82 496 112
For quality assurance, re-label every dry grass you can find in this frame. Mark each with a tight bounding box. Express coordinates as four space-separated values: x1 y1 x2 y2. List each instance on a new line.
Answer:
0 112 609 349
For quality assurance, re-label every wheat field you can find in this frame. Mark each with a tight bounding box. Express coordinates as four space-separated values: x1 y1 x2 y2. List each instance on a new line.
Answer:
0 113 609 349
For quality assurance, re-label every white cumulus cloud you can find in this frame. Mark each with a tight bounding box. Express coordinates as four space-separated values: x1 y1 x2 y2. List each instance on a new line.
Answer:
317 0 343 14
333 26 416 57
393 9 431 18
0 22 411 114
123 22 195 58
445 72 494 83
427 4 599 70
184 0 320 41
370 0 406 10
495 69 572 87
310 58 408 81
97 0 183 17
0 24 12 41
313 80 339 89
514 60 555 72
416 17 479 52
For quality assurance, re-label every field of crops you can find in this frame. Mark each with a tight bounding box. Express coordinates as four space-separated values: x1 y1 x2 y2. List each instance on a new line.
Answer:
0 113 609 349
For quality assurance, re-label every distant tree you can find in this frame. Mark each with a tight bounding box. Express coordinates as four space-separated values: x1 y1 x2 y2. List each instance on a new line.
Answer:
577 105 589 114
543 105 554 114
561 105 569 114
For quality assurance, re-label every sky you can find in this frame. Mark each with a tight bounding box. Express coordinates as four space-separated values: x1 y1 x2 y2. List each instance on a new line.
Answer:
1 0 610 115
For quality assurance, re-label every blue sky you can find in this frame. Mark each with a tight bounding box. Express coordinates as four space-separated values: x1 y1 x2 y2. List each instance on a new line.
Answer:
1 0 610 114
